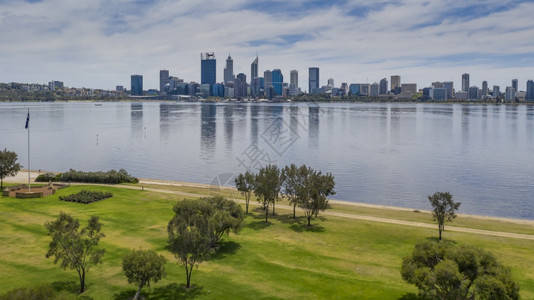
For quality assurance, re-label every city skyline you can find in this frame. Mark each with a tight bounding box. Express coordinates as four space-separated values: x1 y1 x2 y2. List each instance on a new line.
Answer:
1 0 533 90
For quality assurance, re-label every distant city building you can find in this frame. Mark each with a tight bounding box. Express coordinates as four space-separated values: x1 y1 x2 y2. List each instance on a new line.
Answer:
468 86 479 100
444 81 454 99
340 82 348 96
401 83 417 97
432 81 444 88
48 80 64 91
130 75 143 96
309 67 319 94
264 70 273 99
505 86 515 101
116 86 124 92
201 52 216 84
251 77 264 97
159 70 170 93
289 70 300 96
235 73 247 98
272 69 283 96
462 73 470 92
455 91 468 100
199 83 211 97
526 80 534 102
391 75 401 94
493 85 501 98
327 78 334 89
422 87 432 100
430 88 447 101
212 83 225 97
349 84 360 96
512 79 518 93
250 56 258 84
379 78 388 95
224 54 235 85
370 83 379 97
482 81 488 97
360 84 370 96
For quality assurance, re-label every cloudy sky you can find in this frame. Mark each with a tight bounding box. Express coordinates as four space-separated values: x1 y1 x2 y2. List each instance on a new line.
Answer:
1 0 533 91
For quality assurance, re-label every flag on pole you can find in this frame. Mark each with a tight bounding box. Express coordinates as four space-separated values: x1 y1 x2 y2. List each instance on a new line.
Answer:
25 110 30 129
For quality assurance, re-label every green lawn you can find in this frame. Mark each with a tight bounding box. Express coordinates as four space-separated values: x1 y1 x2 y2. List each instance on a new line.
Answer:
1 184 533 299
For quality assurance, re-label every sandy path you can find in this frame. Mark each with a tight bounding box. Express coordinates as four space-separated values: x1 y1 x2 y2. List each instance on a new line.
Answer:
4 171 534 240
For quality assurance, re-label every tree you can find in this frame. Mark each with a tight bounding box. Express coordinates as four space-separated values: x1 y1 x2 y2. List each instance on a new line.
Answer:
401 241 519 299
122 249 166 300
45 212 105 293
428 192 461 240
0 148 21 190
203 196 244 248
282 164 305 218
167 199 214 289
297 168 336 227
253 164 283 222
234 171 255 214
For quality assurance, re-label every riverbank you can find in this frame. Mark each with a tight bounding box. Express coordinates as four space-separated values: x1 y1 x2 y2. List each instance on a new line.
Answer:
6 171 534 228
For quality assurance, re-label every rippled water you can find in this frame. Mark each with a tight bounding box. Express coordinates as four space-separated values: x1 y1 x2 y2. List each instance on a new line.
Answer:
1 102 533 219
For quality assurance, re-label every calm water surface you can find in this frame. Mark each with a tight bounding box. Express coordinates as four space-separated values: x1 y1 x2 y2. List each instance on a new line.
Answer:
1 102 533 219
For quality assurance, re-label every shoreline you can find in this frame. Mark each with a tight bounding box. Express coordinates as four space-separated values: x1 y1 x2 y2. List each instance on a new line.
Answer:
6 170 534 226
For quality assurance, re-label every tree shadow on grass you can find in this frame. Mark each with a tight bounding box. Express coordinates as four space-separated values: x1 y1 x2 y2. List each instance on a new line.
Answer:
398 293 421 300
149 283 206 300
50 280 79 294
210 240 241 260
113 289 138 300
289 222 325 233
424 236 457 245
246 220 272 230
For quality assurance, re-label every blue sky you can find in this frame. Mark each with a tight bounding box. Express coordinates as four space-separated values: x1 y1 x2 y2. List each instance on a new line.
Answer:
1 0 533 91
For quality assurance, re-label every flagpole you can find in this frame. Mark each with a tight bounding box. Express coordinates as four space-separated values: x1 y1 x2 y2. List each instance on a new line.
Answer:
27 108 31 193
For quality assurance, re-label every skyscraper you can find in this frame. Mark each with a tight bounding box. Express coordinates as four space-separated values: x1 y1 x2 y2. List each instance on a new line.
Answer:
512 79 518 92
526 80 534 102
272 69 283 96
289 70 299 96
250 56 258 84
235 73 247 98
379 78 388 95
391 75 401 94
201 52 216 85
131 75 143 96
309 67 319 94
443 81 454 99
482 81 488 97
224 54 235 85
159 70 169 93
493 85 501 98
462 73 470 92
505 86 515 101
264 70 272 99
468 86 479 100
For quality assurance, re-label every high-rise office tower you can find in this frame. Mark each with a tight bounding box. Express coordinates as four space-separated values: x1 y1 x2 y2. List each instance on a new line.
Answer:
505 86 515 101
289 70 299 96
235 73 247 98
201 52 216 84
309 67 319 94
482 81 488 97
493 85 501 98
327 78 334 88
391 75 401 94
468 86 479 100
379 78 388 95
131 75 143 96
526 80 534 102
251 56 258 84
370 83 379 97
443 81 454 99
272 69 283 96
462 73 470 92
224 54 235 85
159 70 169 93
264 70 273 99
512 79 518 92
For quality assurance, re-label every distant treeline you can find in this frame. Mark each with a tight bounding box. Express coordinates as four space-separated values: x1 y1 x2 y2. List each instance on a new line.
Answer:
36 169 139 184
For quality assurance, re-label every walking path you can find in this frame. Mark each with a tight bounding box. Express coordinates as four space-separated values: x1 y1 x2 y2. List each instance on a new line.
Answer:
4 171 534 241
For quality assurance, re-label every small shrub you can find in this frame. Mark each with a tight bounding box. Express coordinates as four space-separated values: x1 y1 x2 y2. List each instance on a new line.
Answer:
59 190 113 204
35 173 58 182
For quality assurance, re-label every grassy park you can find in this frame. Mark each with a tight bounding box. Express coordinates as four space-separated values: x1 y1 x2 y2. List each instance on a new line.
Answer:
1 182 534 299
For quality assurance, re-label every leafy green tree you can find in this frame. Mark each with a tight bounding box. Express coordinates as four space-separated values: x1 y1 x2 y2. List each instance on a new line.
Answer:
297 168 336 227
253 164 283 222
0 148 22 190
122 249 166 300
282 164 306 218
234 171 255 214
203 196 244 248
401 241 519 299
167 199 214 288
45 212 105 294
428 192 461 240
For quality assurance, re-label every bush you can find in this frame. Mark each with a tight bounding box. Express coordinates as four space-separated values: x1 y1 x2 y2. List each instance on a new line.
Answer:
36 169 138 184
59 190 113 204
